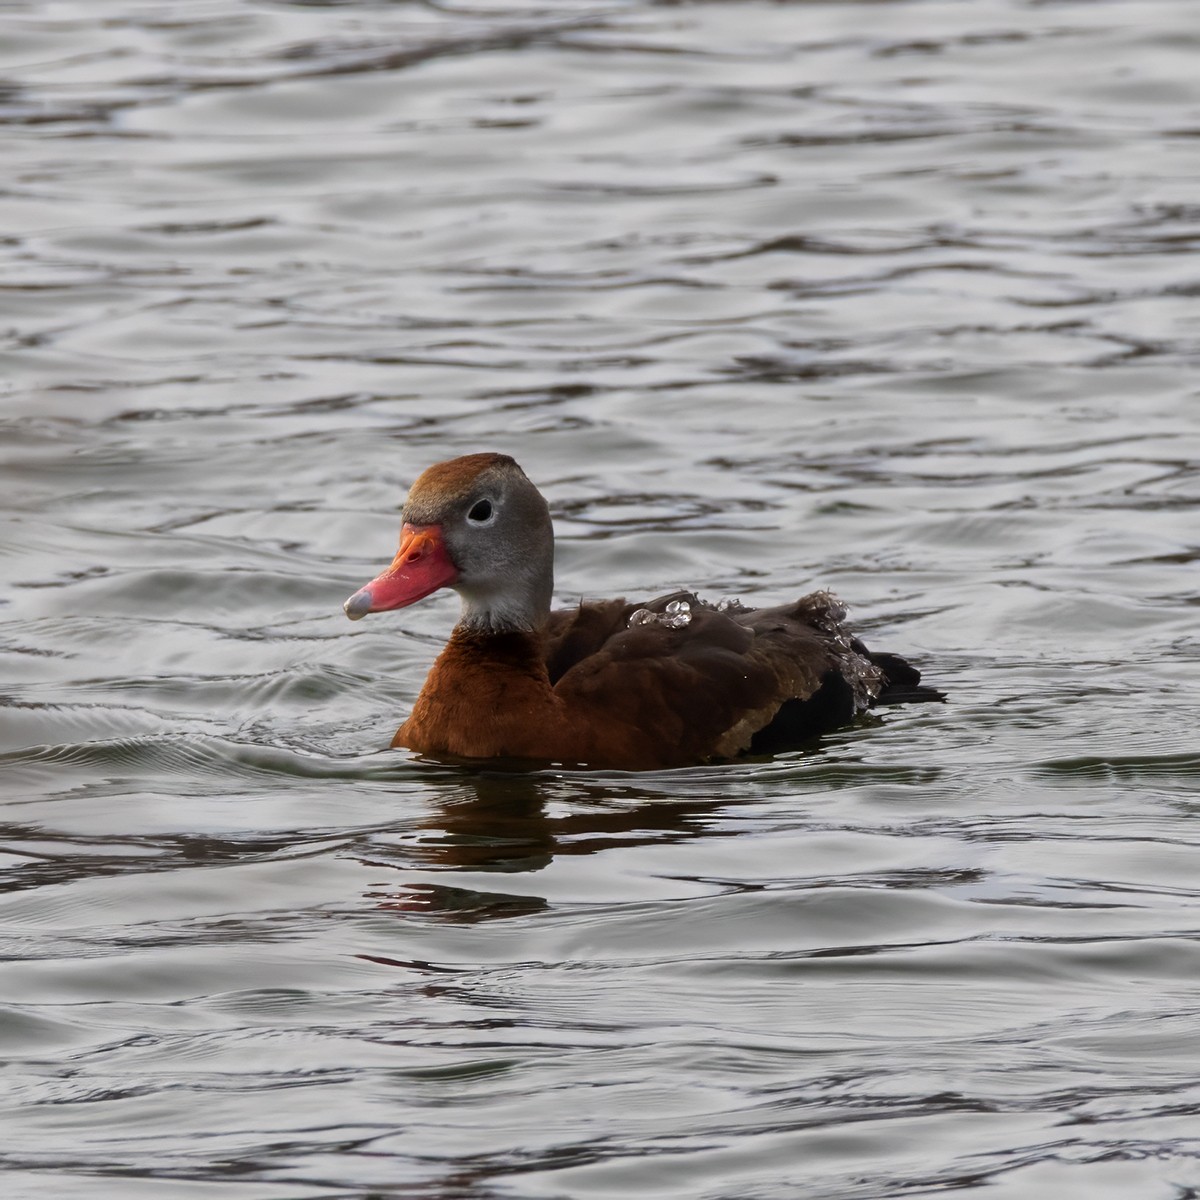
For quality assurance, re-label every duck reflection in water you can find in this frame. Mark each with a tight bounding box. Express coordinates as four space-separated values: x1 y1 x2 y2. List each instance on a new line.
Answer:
360 764 743 922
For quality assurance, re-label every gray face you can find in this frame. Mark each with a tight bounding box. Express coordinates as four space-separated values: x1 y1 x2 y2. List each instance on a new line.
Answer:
403 458 555 633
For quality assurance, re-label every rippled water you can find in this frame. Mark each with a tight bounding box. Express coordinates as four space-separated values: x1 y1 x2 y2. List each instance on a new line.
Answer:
3 0 1199 1196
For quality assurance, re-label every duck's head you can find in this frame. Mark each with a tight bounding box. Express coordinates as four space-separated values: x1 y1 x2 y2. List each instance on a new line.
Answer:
343 453 554 633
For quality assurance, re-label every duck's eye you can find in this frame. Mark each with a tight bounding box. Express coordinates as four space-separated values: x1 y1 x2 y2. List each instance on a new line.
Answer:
467 499 493 524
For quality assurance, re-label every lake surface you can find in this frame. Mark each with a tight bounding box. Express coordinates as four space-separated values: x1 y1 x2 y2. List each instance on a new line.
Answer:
2 0 1199 1196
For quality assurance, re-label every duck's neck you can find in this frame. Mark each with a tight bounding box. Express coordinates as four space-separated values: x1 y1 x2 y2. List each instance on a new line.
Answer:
453 575 553 636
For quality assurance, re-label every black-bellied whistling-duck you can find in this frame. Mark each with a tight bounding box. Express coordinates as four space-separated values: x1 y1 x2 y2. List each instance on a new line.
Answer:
344 453 942 770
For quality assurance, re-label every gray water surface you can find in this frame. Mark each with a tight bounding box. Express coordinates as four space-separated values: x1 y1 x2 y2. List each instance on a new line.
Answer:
2 1 1199 1197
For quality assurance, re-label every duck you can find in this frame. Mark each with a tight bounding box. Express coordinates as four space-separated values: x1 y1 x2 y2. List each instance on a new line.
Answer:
343 453 942 770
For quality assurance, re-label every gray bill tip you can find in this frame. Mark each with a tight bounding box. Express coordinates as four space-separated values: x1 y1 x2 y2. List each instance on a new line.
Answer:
343 588 374 621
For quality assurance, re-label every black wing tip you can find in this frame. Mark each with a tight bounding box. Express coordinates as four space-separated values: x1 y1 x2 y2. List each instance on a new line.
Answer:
874 683 947 706
868 650 946 705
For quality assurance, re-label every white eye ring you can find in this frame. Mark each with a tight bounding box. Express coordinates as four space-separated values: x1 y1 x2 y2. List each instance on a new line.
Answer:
467 498 496 525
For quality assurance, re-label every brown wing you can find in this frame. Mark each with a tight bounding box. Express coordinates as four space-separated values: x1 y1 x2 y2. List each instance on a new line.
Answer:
543 597 639 686
547 591 880 768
